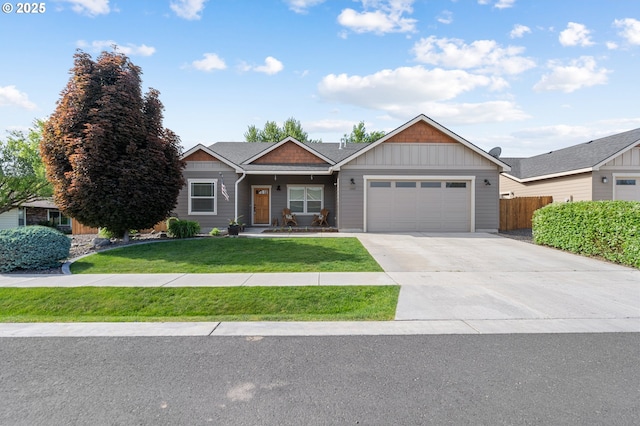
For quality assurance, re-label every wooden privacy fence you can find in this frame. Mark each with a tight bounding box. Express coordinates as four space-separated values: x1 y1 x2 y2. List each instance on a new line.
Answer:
499 196 553 231
72 220 167 235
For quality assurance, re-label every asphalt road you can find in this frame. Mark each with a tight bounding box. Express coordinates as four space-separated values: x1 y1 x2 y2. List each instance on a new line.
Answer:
1 334 638 425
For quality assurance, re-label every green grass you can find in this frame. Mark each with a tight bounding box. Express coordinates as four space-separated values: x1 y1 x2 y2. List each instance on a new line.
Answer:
0 286 399 322
70 237 383 274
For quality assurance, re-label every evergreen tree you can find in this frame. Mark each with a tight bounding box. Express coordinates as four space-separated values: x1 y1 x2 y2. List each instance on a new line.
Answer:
40 50 185 241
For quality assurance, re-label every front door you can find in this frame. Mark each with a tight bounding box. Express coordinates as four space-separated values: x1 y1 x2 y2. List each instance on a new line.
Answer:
253 187 270 225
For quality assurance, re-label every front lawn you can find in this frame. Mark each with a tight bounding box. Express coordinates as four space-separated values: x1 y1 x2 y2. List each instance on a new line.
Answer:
70 237 382 274
0 286 399 322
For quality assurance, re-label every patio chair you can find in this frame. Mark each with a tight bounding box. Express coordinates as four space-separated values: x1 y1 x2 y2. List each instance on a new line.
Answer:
311 208 329 227
282 208 298 226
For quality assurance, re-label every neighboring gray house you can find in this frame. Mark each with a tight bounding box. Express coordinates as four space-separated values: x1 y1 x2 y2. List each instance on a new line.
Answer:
0 199 71 231
500 128 640 202
175 114 511 233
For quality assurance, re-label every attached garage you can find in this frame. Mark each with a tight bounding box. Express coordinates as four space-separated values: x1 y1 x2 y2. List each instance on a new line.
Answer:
365 176 474 232
613 175 640 201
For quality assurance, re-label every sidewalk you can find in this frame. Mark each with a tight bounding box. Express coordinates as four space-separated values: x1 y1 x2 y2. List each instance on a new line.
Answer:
1 270 638 336
1 231 638 337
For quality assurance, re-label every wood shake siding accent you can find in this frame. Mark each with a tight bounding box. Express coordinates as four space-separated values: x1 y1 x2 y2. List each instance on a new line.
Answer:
183 150 220 162
499 172 592 201
252 141 327 164
386 121 458 143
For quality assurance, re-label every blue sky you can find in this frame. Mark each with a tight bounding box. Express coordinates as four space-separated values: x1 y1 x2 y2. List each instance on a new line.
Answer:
1 0 639 157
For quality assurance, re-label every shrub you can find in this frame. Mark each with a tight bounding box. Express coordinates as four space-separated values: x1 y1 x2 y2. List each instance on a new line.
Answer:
0 226 71 272
532 201 640 268
209 227 221 236
167 218 200 239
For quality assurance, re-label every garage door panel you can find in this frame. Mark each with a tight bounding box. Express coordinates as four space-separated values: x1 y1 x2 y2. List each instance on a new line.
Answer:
615 177 640 201
367 179 471 232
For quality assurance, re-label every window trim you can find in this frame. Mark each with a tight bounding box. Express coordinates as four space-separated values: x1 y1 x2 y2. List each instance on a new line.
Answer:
286 185 324 215
48 209 71 227
188 178 218 215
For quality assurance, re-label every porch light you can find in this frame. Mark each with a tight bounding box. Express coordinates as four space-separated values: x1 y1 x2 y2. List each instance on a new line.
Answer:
484 179 491 186
277 185 281 191
350 178 356 186
602 176 608 184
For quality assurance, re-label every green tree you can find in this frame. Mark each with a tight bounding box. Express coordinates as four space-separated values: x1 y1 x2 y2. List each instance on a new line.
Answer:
341 121 386 143
244 117 321 143
0 120 52 214
40 50 185 242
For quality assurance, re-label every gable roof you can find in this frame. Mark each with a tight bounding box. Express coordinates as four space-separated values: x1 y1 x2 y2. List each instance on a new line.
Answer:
243 137 335 165
181 143 243 172
203 141 369 174
182 114 510 174
502 128 640 182
333 114 511 171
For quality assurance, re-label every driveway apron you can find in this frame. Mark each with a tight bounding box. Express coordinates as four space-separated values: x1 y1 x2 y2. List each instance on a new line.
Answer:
356 232 640 332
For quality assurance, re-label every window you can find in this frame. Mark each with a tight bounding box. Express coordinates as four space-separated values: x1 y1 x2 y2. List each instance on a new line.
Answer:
189 179 217 214
48 210 70 227
18 208 25 226
396 182 416 188
616 179 636 186
288 186 323 214
370 181 391 188
421 182 441 188
446 182 467 188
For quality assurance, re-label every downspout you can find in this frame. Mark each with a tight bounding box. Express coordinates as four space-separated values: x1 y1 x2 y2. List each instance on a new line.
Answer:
234 171 247 221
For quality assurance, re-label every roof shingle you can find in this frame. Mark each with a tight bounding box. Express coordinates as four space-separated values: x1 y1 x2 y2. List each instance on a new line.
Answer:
502 128 640 180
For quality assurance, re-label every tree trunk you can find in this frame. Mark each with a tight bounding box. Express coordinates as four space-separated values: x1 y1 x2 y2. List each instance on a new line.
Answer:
122 230 130 243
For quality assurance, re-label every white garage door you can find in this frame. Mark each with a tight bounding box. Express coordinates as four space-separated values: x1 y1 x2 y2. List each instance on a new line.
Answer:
367 179 472 232
614 177 640 201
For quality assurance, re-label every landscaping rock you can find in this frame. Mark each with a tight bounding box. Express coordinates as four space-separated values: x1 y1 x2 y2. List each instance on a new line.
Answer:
91 237 111 248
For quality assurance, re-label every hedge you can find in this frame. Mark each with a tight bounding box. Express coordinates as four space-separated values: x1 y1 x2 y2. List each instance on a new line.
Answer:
0 226 71 272
532 201 640 268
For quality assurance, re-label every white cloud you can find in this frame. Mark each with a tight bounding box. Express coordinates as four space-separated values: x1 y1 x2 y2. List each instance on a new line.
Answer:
170 0 207 20
510 24 531 39
412 36 535 75
614 18 640 45
509 120 640 154
284 0 326 14
494 0 515 9
437 10 453 25
533 56 609 93
477 0 515 9
253 57 284 75
76 40 155 56
61 0 110 16
559 22 594 47
337 0 417 34
318 66 499 106
191 53 227 72
606 41 618 50
317 66 529 123
0 86 37 110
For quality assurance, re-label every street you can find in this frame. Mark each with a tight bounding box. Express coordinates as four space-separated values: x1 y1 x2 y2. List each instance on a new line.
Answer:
1 334 638 425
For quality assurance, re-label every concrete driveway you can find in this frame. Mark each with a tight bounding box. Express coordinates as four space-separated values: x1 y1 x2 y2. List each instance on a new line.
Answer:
356 233 640 332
